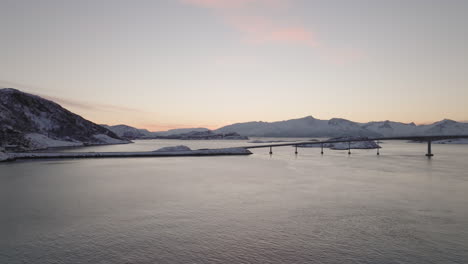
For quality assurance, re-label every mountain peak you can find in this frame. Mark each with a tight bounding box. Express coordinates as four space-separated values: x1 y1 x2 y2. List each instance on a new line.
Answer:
1 88 128 150
435 119 456 125
297 116 315 120
0 88 19 92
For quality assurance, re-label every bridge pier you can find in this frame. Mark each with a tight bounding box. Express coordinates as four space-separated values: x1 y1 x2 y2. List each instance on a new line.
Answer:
426 140 434 157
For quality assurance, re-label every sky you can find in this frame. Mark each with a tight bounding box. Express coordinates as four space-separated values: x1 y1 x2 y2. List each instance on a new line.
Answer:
1 0 467 131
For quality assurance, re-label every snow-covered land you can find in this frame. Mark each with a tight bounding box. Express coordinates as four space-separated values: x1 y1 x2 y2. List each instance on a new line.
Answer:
328 141 380 150
150 128 210 137
103 117 468 141
103 125 246 140
25 133 84 149
0 88 130 151
362 121 418 137
152 130 248 140
104 125 210 139
3 88 467 152
92 134 130 145
433 138 468 144
215 116 380 138
297 137 381 150
153 145 192 152
363 119 468 137
101 124 152 139
215 116 468 138
0 151 11 161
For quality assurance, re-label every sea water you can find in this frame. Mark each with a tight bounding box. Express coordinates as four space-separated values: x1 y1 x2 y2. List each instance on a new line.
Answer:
1 139 467 263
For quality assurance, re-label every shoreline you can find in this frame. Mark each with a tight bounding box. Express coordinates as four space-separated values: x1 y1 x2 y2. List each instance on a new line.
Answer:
1 148 253 163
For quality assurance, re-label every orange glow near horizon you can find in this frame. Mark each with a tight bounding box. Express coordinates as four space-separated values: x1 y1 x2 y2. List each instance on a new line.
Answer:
1 1 467 129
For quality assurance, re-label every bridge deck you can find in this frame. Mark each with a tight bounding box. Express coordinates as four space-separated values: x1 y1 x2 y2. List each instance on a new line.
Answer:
243 135 468 149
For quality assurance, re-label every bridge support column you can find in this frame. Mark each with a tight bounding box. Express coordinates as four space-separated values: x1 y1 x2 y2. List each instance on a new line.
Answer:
269 146 273 155
295 145 298 155
321 143 324 155
426 140 434 157
348 141 351 155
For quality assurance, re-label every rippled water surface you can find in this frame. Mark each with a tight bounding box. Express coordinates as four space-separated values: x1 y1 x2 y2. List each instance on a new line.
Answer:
1 139 468 264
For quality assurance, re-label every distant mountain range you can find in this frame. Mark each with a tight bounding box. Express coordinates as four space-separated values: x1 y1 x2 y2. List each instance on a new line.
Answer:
2 88 468 151
214 116 468 138
100 125 211 140
0 88 129 151
101 125 247 140
104 116 468 140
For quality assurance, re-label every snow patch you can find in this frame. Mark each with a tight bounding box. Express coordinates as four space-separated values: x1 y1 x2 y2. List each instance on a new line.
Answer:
297 137 380 150
153 145 192 152
25 133 83 149
92 134 128 144
0 152 11 162
328 141 380 150
434 138 468 144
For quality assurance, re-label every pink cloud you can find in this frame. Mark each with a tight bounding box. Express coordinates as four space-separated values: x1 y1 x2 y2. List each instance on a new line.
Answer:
224 14 319 47
182 0 286 9
182 0 318 47
181 0 361 64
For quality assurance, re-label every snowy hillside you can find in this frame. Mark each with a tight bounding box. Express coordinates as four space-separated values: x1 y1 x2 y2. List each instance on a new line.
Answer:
417 119 468 136
0 88 129 151
103 125 210 139
361 121 418 137
150 127 210 137
362 119 468 137
215 116 380 137
153 130 248 140
215 116 468 138
102 124 152 139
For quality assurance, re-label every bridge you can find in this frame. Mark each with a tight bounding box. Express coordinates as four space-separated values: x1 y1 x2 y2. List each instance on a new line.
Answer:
2 135 468 163
243 135 468 157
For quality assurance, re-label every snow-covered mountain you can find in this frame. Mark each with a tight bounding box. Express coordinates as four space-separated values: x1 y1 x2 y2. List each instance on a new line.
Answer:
362 119 468 137
0 88 129 151
66 116 468 142
361 121 418 137
103 125 210 139
150 127 210 137
215 116 381 137
215 116 468 138
417 119 468 136
153 130 248 140
103 124 246 140
102 124 152 139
